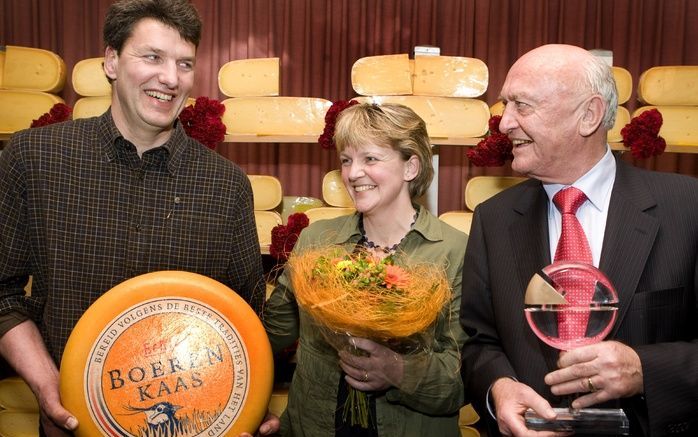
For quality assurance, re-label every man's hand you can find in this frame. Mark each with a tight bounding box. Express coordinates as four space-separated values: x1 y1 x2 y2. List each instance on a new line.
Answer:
490 377 566 436
545 340 643 409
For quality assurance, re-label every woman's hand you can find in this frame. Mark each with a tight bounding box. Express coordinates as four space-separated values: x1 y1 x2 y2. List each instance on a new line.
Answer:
338 337 404 391
237 411 280 436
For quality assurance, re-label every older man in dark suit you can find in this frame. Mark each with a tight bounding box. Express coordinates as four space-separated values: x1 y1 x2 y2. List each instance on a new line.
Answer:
460 44 698 437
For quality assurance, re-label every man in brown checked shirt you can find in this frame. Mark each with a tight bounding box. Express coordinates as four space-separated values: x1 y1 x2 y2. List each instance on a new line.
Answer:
0 1 277 435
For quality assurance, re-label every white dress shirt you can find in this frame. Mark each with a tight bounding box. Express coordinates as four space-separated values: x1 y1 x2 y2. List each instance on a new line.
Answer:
543 146 616 267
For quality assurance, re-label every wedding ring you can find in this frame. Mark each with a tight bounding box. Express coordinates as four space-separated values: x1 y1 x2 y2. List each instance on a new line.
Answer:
587 377 597 393
363 370 369 382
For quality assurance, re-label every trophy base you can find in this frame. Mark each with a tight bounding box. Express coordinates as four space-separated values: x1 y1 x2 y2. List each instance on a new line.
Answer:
525 407 629 435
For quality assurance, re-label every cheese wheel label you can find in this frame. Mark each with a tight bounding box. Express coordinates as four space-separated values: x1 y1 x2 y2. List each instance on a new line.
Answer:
84 297 249 436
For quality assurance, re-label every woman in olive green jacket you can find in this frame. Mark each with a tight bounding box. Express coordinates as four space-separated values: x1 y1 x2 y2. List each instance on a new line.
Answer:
264 103 468 436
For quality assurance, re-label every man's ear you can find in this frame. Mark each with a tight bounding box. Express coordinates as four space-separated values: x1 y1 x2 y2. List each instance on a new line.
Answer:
103 46 118 81
404 155 420 182
579 95 605 136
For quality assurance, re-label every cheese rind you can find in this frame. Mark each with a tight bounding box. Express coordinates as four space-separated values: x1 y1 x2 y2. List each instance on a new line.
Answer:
219 58 280 97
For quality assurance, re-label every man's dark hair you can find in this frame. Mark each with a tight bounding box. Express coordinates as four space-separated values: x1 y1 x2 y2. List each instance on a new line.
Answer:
103 0 202 52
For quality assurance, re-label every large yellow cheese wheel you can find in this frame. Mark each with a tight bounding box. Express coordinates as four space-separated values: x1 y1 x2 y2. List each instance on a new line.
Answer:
254 210 282 249
608 106 630 143
218 58 280 97
322 170 352 208
437 211 472 235
353 96 489 138
638 66 698 105
0 377 39 412
351 54 413 96
465 176 526 211
0 90 64 134
60 271 273 437
2 45 66 93
73 96 111 119
0 411 39 437
612 67 632 105
222 97 331 135
305 206 356 224
248 175 283 210
413 55 488 98
72 57 111 97
0 50 5 88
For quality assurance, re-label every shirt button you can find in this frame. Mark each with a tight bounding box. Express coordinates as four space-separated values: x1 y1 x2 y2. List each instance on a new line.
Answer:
134 224 141 231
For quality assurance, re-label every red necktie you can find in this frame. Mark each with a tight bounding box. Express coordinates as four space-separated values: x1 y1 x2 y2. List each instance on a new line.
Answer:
553 187 593 342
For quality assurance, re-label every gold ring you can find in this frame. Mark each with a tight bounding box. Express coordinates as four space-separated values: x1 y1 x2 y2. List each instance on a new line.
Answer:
363 371 369 382
587 377 597 392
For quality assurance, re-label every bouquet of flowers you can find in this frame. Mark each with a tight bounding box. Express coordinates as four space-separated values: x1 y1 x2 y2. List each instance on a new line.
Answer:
287 246 452 427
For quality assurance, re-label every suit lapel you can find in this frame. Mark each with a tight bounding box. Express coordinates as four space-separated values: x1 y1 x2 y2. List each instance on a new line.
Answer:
509 181 560 370
510 182 551 289
600 159 659 337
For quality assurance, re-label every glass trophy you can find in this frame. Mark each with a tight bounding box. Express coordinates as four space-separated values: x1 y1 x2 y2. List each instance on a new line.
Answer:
523 261 629 435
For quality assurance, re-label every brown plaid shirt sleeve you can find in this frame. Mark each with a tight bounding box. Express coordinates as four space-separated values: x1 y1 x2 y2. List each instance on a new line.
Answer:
0 111 265 364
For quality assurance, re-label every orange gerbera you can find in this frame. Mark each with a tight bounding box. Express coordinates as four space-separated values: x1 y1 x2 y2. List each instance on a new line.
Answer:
384 264 408 289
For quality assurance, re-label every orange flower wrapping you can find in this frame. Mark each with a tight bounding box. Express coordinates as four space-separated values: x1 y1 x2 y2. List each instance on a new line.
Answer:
287 247 452 340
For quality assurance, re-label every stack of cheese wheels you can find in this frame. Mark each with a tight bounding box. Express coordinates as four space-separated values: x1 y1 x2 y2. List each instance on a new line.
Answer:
218 57 332 137
0 46 66 134
635 66 698 148
350 54 490 139
60 271 273 436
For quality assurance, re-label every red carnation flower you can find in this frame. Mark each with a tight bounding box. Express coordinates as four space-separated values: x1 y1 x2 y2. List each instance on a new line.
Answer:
270 212 310 261
180 97 226 149
318 100 359 150
31 103 72 128
287 212 310 233
466 115 513 167
620 109 666 159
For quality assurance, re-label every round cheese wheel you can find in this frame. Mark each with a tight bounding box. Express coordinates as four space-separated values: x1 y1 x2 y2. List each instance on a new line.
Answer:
60 271 273 436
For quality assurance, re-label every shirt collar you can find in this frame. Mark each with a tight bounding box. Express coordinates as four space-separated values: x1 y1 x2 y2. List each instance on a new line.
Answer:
329 204 443 245
97 110 190 176
543 146 616 212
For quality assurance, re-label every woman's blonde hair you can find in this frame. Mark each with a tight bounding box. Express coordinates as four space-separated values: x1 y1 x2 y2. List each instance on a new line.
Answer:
333 103 433 199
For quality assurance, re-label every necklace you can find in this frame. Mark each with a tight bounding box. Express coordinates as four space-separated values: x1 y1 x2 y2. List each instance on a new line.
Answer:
358 210 418 254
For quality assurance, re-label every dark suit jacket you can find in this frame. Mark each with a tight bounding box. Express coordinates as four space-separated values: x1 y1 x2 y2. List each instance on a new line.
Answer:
460 158 698 436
